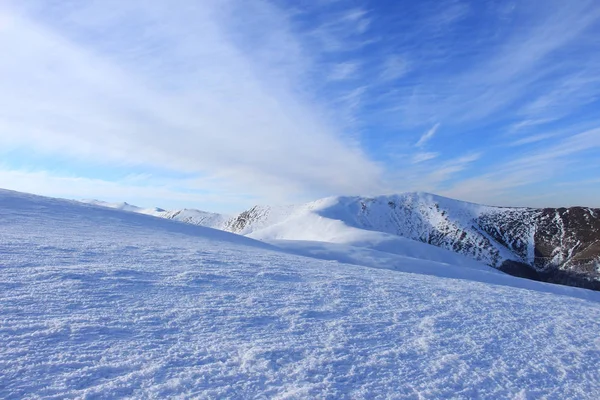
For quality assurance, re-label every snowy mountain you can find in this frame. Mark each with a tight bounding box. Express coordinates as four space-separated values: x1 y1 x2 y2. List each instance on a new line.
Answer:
81 199 230 228
81 199 166 214
79 193 600 290
2 188 600 398
223 193 600 290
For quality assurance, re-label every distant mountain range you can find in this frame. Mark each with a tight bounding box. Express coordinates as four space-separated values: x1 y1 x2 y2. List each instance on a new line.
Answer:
81 193 600 290
81 199 229 227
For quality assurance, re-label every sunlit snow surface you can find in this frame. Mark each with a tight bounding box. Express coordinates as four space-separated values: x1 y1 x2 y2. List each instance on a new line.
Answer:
1 189 600 399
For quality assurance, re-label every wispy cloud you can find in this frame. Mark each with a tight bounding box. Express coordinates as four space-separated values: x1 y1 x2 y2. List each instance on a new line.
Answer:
378 0 600 127
427 1 470 30
518 67 600 121
412 152 439 164
442 127 600 206
0 1 383 205
341 8 371 34
425 152 481 184
329 61 360 81
0 0 598 208
384 150 482 196
416 123 440 147
308 7 373 52
0 168 253 212
380 55 410 81
508 119 557 133
509 133 557 147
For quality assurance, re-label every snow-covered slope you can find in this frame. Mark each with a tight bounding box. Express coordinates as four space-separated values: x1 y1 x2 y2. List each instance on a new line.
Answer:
225 193 600 289
80 199 230 228
81 199 166 215
225 194 528 266
158 208 230 228
2 189 600 398
80 193 600 289
78 197 513 277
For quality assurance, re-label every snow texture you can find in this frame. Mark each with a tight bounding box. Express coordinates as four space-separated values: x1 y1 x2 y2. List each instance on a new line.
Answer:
2 189 600 399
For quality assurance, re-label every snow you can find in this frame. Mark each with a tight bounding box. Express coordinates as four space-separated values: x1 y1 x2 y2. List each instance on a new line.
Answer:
79 199 229 228
225 194 532 268
2 188 600 398
268 239 600 302
78 193 584 273
80 199 162 215
159 208 230 228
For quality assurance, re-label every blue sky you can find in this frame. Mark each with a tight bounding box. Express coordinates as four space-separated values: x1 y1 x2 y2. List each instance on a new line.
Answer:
1 0 599 212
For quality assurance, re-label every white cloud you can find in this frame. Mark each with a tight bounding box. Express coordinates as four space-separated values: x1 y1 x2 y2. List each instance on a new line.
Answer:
424 152 480 184
0 1 383 202
428 1 470 29
329 62 360 81
508 119 556 132
1 0 597 210
442 127 600 206
308 7 374 53
384 150 482 195
380 55 410 81
416 123 440 147
341 8 371 34
412 152 439 163
0 168 252 212
509 133 557 146
382 0 600 126
519 67 600 120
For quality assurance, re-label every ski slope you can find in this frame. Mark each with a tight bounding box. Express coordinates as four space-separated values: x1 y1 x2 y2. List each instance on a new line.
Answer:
2 189 600 399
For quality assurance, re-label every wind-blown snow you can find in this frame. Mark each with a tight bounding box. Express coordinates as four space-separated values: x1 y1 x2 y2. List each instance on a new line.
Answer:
2 189 600 398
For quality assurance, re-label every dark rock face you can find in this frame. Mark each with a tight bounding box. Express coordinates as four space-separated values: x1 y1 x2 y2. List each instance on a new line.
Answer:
534 208 600 267
532 208 600 290
476 207 600 289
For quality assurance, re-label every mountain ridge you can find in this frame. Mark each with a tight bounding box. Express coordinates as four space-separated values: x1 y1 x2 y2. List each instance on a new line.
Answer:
80 192 600 290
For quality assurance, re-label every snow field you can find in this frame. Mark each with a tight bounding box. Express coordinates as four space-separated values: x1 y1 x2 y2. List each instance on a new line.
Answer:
1 189 600 398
